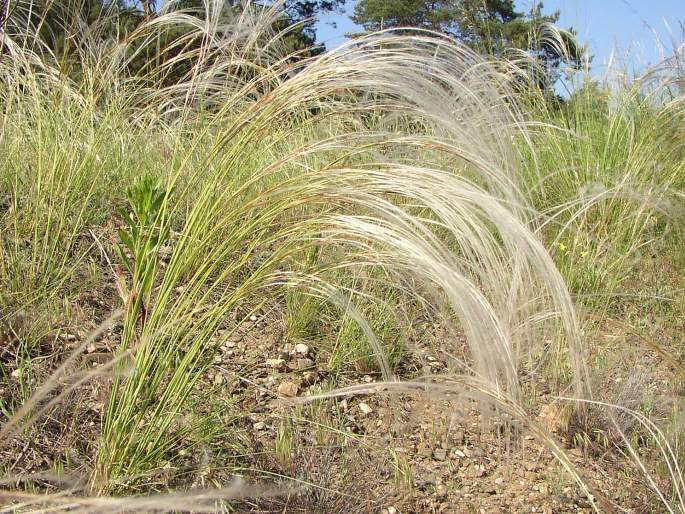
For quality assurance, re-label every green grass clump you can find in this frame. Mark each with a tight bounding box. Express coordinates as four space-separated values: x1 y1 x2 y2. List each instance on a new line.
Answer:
525 77 685 309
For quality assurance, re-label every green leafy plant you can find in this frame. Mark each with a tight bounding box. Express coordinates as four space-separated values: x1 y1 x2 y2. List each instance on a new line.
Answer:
113 174 172 330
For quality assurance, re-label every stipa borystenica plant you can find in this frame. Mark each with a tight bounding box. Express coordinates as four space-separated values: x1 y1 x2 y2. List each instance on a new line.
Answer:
0 0 682 511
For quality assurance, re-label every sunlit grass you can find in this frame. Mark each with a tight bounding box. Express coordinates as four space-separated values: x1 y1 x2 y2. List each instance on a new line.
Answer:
0 1 682 511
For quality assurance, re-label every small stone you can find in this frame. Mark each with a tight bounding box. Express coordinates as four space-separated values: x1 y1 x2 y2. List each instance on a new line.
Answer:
57 332 76 343
10 368 21 378
86 343 96 353
495 477 505 486
278 381 299 397
253 421 266 431
249 315 257 322
294 343 309 355
363 375 373 383
294 358 313 369
453 449 466 458
433 448 447 461
387 508 397 514
358 402 373 415
213 374 224 386
266 358 286 370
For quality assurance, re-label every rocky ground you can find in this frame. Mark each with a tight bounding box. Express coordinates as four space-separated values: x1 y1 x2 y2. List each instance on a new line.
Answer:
193 310 660 513
0 278 675 513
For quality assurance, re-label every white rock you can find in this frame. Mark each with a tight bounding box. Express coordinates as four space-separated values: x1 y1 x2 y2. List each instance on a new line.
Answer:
253 421 266 431
249 314 257 321
358 402 373 415
293 343 309 355
11 368 21 378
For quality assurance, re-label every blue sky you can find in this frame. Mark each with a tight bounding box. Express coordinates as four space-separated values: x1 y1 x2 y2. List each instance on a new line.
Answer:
315 1 685 75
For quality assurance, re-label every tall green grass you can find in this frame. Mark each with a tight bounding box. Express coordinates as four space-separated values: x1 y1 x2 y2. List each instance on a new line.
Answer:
525 67 684 307
0 1 683 511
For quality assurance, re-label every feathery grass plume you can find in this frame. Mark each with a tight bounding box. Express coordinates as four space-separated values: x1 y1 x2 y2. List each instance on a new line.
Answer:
0 0 639 507
0 478 297 513
78 26 590 494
